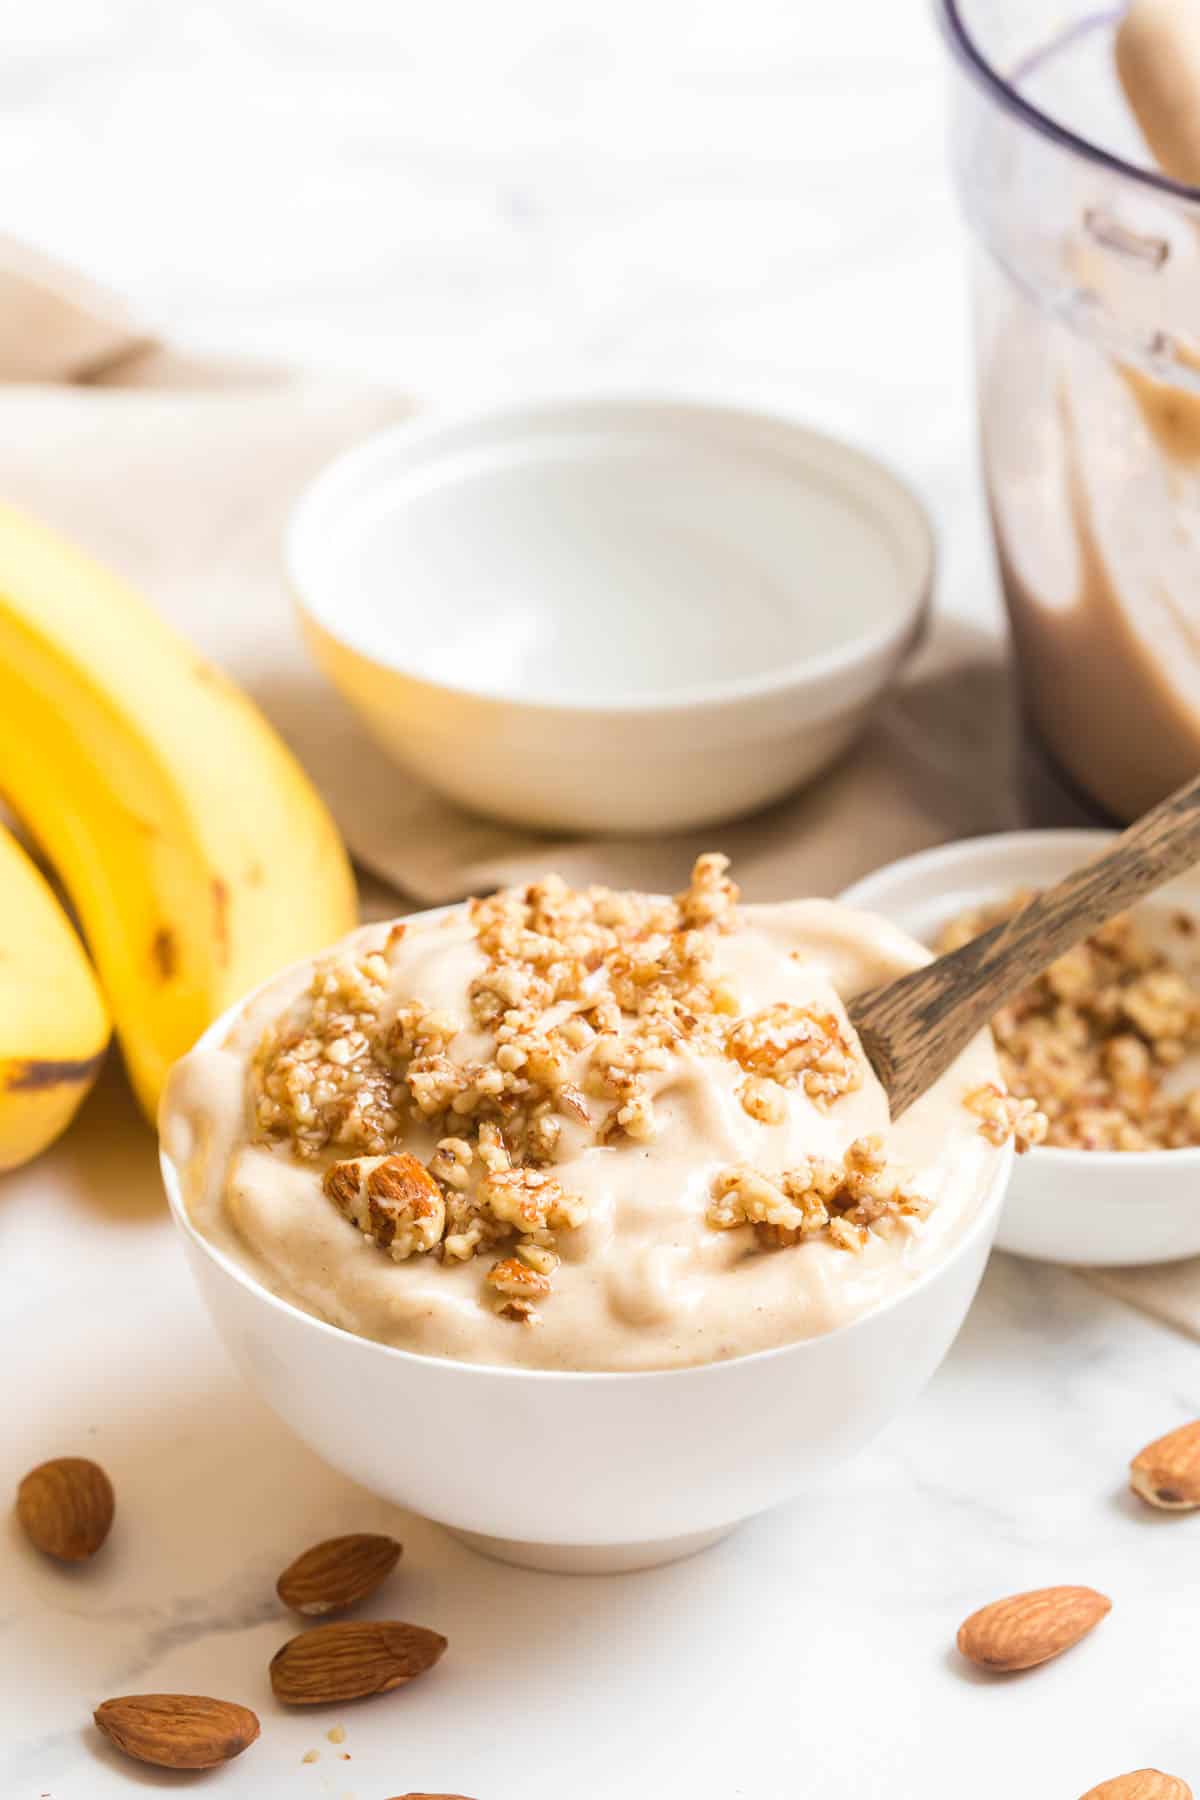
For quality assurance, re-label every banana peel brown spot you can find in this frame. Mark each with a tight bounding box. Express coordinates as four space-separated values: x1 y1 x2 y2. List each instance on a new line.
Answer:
150 927 178 981
5 1050 107 1091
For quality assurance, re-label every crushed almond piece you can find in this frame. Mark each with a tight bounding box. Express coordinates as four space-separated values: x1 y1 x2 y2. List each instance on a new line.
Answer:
726 1004 862 1107
487 1255 551 1323
428 1136 473 1189
487 1256 552 1299
516 1238 559 1276
708 1136 928 1251
525 1109 564 1162
963 1083 1048 1154
323 1153 445 1259
480 1167 587 1233
738 1076 787 1126
677 851 740 931
557 1083 590 1124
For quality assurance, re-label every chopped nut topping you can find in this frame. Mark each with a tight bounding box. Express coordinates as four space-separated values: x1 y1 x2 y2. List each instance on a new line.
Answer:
516 1238 559 1276
726 1004 862 1107
428 1136 473 1189
250 934 410 1158
487 1255 552 1298
486 1255 552 1323
250 856 888 1322
323 1154 445 1260
708 1135 929 1251
480 1167 587 1233
941 894 1200 1150
737 1077 788 1126
963 1083 1048 1155
677 851 739 931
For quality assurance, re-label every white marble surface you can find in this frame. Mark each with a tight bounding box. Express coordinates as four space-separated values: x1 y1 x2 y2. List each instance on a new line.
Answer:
3 1 1198 1796
7 1067 1200 1799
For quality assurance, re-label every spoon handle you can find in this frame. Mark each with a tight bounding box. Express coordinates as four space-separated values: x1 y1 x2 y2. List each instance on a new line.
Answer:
848 771 1200 1120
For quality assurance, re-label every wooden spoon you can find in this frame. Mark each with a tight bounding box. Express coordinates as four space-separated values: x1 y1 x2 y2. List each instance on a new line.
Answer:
847 771 1200 1120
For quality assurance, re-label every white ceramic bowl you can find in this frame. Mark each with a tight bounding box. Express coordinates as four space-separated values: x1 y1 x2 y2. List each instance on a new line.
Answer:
841 832 1200 1268
285 396 932 835
161 958 1010 1575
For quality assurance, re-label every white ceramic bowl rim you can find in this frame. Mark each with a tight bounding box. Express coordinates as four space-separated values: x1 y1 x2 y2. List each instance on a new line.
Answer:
841 829 1200 1174
162 909 1011 1386
284 393 934 718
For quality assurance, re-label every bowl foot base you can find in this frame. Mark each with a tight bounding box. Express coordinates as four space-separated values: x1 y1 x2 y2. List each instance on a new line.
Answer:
445 1522 735 1574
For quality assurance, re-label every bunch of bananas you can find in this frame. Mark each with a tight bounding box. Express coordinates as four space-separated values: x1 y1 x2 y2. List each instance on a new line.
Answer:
0 502 357 1171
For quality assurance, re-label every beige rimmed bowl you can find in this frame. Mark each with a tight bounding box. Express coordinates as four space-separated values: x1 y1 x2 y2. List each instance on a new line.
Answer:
285 395 933 835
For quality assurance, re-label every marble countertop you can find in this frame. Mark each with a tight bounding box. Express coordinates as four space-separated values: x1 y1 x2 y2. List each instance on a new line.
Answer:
7 1065 1200 1799
4 0 1199 1794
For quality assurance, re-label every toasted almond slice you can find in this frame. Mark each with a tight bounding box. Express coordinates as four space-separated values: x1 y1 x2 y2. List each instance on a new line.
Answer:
1130 1419 1200 1510
270 1620 447 1705
1079 1772 1193 1800
17 1457 114 1562
277 1533 402 1616
956 1585 1111 1672
94 1695 260 1769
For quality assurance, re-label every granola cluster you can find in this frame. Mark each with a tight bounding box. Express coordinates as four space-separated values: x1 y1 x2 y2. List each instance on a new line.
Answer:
940 894 1200 1151
708 1135 930 1253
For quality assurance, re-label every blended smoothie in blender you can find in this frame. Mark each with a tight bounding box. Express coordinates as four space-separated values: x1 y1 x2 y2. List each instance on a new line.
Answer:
942 0 1200 821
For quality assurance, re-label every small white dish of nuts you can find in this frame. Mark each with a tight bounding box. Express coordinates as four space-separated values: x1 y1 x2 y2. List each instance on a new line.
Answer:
842 830 1200 1268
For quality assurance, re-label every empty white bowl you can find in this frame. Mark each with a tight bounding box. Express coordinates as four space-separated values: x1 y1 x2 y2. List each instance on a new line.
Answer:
160 945 1010 1575
285 396 932 835
841 832 1200 1268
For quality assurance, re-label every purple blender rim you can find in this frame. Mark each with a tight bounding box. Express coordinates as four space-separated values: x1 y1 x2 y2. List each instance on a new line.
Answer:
937 0 1200 206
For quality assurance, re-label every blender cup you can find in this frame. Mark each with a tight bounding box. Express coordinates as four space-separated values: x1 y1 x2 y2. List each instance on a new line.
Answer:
939 0 1200 822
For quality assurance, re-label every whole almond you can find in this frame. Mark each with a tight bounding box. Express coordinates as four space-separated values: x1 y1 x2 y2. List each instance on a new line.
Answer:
1080 1773 1193 1800
94 1694 260 1769
17 1457 114 1561
277 1532 402 1615
270 1620 447 1705
1130 1420 1200 1510
956 1585 1111 1671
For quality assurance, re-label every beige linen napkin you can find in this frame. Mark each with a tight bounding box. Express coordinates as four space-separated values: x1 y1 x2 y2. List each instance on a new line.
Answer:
6 246 1197 1334
0 243 1024 909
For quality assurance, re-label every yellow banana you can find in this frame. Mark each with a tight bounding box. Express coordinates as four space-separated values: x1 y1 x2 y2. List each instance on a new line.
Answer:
0 823 110 1169
0 501 357 1120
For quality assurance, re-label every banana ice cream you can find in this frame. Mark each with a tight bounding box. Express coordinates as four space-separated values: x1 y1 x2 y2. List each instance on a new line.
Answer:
162 857 1023 1373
